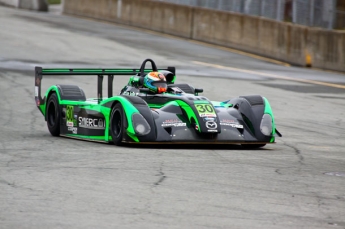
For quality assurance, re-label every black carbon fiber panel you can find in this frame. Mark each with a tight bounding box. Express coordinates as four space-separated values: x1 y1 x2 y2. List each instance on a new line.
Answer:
173 84 195 94
122 95 148 105
240 95 263 106
57 85 86 101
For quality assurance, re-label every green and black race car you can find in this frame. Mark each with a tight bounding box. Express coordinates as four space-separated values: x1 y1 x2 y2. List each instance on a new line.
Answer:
35 59 281 147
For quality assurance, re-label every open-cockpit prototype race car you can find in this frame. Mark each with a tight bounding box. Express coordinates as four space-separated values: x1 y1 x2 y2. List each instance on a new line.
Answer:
35 59 282 148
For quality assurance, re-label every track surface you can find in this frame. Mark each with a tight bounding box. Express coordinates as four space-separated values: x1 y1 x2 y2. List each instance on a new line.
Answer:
0 5 345 229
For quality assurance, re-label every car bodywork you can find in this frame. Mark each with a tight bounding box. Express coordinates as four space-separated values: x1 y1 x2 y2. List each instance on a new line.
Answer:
35 59 282 147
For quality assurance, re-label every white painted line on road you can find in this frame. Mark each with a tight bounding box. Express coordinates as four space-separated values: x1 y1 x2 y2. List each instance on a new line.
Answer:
194 61 345 89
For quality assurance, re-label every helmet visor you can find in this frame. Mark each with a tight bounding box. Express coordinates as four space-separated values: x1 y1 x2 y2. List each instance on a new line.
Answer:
153 81 167 93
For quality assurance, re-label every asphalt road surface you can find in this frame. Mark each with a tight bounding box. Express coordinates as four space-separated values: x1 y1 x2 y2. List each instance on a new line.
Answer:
0 5 344 229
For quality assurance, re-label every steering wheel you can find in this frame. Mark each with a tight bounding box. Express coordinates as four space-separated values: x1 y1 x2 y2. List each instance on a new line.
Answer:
139 59 158 77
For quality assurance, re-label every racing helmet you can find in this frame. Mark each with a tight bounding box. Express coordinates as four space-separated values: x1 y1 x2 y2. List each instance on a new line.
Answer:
143 71 167 93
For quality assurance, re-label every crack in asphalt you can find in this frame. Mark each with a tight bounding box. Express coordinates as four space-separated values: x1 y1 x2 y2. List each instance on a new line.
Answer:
0 178 35 191
154 163 166 186
282 141 304 165
154 173 166 186
0 178 15 187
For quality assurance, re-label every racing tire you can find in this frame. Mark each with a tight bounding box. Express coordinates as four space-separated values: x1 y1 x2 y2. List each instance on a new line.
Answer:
46 93 61 136
241 144 266 149
110 103 125 146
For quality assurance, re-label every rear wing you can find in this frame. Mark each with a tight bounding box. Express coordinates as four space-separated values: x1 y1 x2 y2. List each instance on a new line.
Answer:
34 66 176 107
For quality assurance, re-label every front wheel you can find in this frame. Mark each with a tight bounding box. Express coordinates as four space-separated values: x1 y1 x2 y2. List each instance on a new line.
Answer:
46 93 61 136
110 103 125 146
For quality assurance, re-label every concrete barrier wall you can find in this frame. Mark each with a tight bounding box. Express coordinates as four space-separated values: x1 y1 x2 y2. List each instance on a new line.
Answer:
0 0 19 7
0 0 47 10
0 0 17 6
19 0 47 11
63 0 345 72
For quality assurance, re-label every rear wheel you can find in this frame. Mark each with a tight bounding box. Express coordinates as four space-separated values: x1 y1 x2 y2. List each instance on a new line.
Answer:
46 93 60 136
110 103 125 146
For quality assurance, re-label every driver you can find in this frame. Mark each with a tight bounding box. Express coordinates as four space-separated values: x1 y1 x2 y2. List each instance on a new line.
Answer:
143 71 167 93
120 71 168 95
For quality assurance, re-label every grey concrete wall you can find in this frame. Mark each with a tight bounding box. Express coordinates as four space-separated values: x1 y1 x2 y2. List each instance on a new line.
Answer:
19 0 48 11
0 0 47 11
0 0 19 7
63 0 345 72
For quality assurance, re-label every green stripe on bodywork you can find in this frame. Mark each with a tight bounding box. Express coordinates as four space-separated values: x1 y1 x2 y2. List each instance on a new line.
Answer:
263 97 276 142
163 101 179 106
101 97 140 142
43 85 140 142
40 85 62 116
148 104 162 109
104 70 137 72
211 101 233 108
73 70 104 72
175 100 200 132
169 75 176 83
148 101 179 109
39 104 45 115
211 101 222 107
193 100 209 104
65 134 107 141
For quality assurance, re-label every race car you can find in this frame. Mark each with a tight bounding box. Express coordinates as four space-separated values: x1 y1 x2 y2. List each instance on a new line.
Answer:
35 59 282 147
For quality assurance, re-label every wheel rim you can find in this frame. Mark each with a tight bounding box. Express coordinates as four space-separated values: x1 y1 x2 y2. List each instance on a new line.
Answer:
47 101 56 127
111 109 122 138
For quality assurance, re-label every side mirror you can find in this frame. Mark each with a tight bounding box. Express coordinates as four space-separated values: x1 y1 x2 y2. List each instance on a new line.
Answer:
195 88 203 93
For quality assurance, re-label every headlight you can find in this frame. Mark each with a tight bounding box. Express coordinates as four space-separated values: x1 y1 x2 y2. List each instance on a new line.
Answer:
260 114 272 136
135 124 146 134
132 113 151 136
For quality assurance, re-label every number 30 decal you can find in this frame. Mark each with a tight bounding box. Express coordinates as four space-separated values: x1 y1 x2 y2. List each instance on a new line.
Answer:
195 104 214 113
195 104 216 116
66 105 74 123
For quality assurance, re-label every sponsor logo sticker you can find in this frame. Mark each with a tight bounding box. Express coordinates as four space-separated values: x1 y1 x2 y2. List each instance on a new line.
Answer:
162 123 186 127
35 86 39 97
35 78 40 86
35 98 40 106
67 121 74 127
68 126 78 134
203 117 216 122
220 123 243 128
78 117 105 129
206 121 217 129
161 119 186 127
220 119 243 129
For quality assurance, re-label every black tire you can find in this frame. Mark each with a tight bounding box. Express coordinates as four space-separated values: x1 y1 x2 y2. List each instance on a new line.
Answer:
110 103 125 146
241 144 266 149
46 93 61 136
